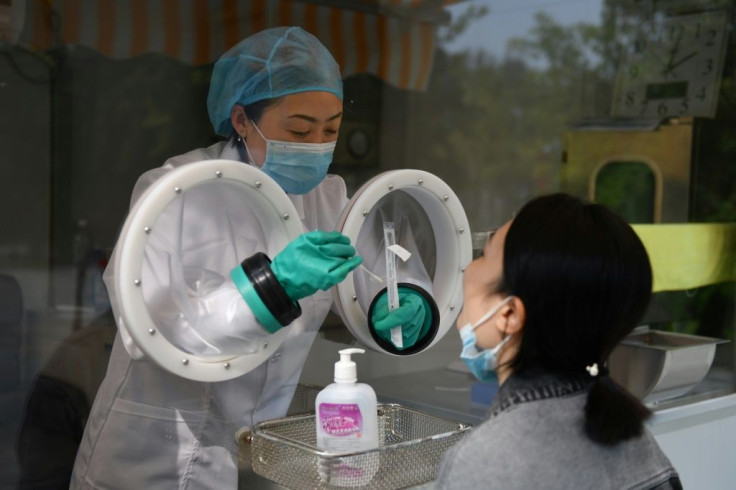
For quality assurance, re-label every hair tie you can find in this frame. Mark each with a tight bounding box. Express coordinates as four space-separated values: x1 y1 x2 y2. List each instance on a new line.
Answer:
586 363 600 377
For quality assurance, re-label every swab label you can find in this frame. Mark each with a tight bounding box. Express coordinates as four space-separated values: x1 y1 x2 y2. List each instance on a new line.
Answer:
387 244 412 262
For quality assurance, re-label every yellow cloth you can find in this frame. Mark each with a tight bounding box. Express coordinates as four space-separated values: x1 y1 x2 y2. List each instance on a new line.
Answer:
632 224 736 292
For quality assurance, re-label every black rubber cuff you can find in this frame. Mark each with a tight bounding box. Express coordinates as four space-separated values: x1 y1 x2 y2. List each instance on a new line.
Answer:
241 252 302 327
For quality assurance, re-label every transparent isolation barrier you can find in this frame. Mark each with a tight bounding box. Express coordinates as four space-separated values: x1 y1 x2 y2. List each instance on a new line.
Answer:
332 169 471 356
352 190 436 314
141 180 274 357
113 160 301 382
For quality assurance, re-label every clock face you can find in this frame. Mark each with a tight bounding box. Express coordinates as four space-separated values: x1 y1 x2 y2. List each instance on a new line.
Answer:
612 11 729 118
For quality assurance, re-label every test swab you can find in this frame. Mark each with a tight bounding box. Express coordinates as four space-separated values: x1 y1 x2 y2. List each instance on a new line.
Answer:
359 264 384 283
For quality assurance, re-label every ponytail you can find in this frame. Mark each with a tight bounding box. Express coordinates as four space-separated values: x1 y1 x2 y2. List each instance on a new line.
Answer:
584 374 651 446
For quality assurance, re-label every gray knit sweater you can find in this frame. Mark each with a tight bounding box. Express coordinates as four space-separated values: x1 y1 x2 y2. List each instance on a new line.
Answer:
435 371 680 489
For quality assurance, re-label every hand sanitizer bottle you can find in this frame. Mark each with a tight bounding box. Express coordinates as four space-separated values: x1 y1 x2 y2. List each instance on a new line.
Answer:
315 348 379 486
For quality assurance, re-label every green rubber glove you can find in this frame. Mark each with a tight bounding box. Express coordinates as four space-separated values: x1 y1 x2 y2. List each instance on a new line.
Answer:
271 230 363 301
371 287 433 350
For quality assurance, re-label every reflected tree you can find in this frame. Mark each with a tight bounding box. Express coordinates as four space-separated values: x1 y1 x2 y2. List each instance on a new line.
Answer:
411 0 735 228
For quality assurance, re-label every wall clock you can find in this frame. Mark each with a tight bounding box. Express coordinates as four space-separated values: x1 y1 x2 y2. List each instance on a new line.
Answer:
612 10 729 118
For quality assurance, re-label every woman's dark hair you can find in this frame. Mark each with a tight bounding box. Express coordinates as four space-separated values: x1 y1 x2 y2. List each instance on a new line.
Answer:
499 193 653 446
243 98 281 123
229 98 282 143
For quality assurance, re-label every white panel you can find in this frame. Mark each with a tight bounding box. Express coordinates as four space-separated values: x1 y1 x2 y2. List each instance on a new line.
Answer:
178 0 195 64
650 395 736 489
78 0 99 49
363 14 380 76
340 10 357 78
385 18 402 88
208 0 226 61
111 0 131 58
146 0 165 54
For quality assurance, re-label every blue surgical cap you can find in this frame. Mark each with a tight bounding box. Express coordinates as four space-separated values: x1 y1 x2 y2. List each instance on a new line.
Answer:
207 26 343 137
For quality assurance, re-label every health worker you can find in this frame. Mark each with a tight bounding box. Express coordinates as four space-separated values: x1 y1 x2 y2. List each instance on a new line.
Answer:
71 26 430 489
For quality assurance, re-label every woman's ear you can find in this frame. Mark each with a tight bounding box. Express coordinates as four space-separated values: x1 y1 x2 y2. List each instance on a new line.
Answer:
230 105 248 138
496 296 526 335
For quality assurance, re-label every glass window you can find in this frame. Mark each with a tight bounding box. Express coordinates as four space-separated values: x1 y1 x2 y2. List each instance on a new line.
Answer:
2 0 734 486
595 161 657 223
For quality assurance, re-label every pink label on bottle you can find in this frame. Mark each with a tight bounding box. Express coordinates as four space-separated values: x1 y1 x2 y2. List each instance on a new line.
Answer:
318 403 364 437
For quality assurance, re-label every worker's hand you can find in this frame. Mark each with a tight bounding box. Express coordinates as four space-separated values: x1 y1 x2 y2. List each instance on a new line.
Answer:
370 287 432 350
271 230 362 301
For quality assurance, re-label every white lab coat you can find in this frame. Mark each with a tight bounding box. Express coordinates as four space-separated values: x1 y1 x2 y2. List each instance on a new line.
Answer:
71 141 348 489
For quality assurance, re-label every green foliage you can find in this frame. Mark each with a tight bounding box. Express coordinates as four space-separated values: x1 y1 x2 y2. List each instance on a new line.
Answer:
596 162 656 223
438 4 489 44
412 0 735 227
411 7 614 225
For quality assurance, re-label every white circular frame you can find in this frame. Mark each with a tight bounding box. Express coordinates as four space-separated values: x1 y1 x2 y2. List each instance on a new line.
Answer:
115 159 303 382
332 169 472 355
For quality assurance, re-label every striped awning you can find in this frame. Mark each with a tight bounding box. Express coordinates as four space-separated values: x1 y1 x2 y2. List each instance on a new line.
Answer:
15 0 459 91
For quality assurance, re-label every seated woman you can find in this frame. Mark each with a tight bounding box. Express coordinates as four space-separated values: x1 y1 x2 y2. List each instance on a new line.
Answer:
435 193 681 489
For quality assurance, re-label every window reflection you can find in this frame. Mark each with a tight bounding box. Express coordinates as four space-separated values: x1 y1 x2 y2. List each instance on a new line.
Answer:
1 0 734 486
595 161 656 223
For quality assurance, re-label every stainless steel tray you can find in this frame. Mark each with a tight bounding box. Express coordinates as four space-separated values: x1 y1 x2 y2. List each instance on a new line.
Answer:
251 403 471 489
609 329 728 405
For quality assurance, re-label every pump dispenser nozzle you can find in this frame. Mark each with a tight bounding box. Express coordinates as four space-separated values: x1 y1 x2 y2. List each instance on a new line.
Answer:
334 348 365 383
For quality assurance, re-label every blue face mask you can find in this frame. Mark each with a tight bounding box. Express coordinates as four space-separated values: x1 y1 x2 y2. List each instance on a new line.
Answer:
459 296 514 383
247 123 335 195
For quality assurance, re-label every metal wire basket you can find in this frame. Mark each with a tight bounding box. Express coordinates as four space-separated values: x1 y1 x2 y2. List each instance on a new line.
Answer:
251 403 471 489
285 383 323 416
